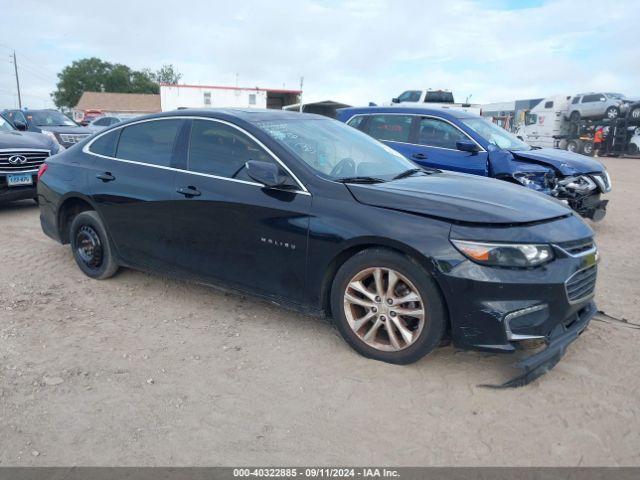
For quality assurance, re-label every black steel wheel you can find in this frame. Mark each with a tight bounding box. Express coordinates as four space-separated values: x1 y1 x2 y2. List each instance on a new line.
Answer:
69 211 119 279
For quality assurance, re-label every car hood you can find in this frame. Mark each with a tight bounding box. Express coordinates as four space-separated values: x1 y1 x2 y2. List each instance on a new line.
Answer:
34 125 92 135
346 172 572 224
0 130 56 150
509 148 605 176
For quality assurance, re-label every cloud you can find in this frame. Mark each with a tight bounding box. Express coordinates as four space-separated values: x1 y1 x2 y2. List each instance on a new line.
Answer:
1 0 638 109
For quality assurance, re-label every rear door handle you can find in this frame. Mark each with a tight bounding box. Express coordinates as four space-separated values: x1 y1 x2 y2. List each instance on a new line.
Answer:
177 186 201 197
412 153 428 160
96 172 115 182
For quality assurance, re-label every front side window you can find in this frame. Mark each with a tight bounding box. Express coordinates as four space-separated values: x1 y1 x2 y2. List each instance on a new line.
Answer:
571 96 580 104
256 118 416 181
188 120 277 180
462 117 531 151
417 118 467 150
116 119 182 166
397 90 421 103
0 116 15 132
367 115 413 143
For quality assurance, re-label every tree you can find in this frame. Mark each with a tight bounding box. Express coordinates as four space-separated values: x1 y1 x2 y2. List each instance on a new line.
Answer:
148 64 183 85
52 58 182 108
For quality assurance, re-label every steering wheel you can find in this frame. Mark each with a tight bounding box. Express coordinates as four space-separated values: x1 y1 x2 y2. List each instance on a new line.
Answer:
330 158 356 178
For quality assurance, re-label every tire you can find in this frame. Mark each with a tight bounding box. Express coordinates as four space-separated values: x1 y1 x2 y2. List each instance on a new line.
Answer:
629 143 639 155
570 111 581 121
582 142 594 156
605 106 619 119
567 139 583 154
631 107 640 120
69 211 119 279
330 248 446 365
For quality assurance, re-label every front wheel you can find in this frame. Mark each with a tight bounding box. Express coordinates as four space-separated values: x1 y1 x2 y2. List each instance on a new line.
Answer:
69 211 119 279
606 106 619 119
330 248 446 364
567 139 583 154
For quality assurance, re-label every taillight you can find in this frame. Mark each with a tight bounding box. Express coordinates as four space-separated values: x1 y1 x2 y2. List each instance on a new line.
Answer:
37 163 48 180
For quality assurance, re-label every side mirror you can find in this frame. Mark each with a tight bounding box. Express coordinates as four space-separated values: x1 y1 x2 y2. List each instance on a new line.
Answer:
245 160 287 187
14 120 27 131
456 140 480 154
391 97 400 104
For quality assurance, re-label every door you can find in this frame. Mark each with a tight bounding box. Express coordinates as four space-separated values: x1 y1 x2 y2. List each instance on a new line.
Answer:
171 119 311 302
581 94 604 117
86 118 186 269
409 116 488 175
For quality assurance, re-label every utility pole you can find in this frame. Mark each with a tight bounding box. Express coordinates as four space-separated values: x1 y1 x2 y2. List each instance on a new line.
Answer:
299 76 304 113
11 51 22 109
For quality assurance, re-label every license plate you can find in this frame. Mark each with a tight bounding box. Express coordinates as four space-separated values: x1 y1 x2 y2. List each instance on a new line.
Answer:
7 173 33 187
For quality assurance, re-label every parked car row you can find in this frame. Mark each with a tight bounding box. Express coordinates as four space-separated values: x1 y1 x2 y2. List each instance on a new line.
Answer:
32 108 602 386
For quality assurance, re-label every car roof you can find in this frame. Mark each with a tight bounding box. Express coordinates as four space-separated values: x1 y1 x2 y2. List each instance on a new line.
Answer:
146 108 328 124
336 106 479 120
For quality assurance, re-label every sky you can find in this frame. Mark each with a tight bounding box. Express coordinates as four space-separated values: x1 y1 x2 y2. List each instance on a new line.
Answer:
0 0 638 110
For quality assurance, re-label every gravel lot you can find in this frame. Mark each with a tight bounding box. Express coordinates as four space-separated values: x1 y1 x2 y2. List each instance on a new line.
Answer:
1 156 639 466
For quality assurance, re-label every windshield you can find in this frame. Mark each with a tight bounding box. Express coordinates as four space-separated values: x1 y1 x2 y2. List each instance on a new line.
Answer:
606 93 625 99
461 117 531 151
27 110 77 127
0 116 15 132
256 118 417 181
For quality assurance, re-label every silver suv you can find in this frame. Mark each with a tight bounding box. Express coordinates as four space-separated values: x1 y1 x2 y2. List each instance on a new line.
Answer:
567 92 636 121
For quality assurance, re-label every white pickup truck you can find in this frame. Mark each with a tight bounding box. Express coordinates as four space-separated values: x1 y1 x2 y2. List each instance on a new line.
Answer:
387 89 482 115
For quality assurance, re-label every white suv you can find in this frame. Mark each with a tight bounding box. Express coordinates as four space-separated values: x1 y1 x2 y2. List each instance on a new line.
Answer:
567 92 634 121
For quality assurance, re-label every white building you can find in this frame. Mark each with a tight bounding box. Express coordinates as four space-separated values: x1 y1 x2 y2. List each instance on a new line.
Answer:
160 84 301 112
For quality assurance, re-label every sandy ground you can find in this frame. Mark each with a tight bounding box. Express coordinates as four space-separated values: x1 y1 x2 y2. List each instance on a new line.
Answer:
1 156 639 467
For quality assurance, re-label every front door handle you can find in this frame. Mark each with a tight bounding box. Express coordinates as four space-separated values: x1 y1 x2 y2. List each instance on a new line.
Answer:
96 172 115 182
412 153 428 160
177 186 201 198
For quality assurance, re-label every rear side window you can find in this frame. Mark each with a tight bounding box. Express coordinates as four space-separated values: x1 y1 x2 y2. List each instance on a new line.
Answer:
366 115 413 143
188 120 276 180
89 130 120 157
582 94 601 103
346 115 365 130
417 118 467 149
116 119 182 167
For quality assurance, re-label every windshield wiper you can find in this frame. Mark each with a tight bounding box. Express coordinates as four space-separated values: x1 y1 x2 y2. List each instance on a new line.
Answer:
336 176 387 184
391 167 439 180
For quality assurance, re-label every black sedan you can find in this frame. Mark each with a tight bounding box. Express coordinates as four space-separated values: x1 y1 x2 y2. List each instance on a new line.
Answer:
37 109 598 385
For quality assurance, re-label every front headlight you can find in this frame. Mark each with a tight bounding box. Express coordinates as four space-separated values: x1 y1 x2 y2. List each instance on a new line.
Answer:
451 240 554 267
558 175 596 194
41 130 60 145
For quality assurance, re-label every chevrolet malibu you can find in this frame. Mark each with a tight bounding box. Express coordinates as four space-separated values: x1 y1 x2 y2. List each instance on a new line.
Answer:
37 109 598 385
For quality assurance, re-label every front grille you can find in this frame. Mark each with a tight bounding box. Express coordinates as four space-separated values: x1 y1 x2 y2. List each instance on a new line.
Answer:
557 238 595 256
0 150 50 172
565 265 597 303
59 133 90 144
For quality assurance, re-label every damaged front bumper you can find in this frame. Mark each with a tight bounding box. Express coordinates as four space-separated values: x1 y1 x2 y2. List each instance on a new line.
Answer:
483 301 595 388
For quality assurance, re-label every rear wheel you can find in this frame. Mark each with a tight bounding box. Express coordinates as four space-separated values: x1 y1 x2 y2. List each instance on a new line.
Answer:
606 106 619 119
69 211 119 279
628 143 639 155
582 142 594 156
330 248 446 364
567 139 583 154
630 107 640 120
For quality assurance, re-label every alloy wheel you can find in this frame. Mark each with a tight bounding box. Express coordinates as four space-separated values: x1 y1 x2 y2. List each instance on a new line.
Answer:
343 267 426 352
76 225 104 270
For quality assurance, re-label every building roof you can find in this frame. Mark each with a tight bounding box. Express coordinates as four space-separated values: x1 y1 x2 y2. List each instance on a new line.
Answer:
160 83 302 94
75 91 161 113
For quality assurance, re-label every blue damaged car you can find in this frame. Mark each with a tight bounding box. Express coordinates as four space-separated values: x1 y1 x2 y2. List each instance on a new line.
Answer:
337 107 611 220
